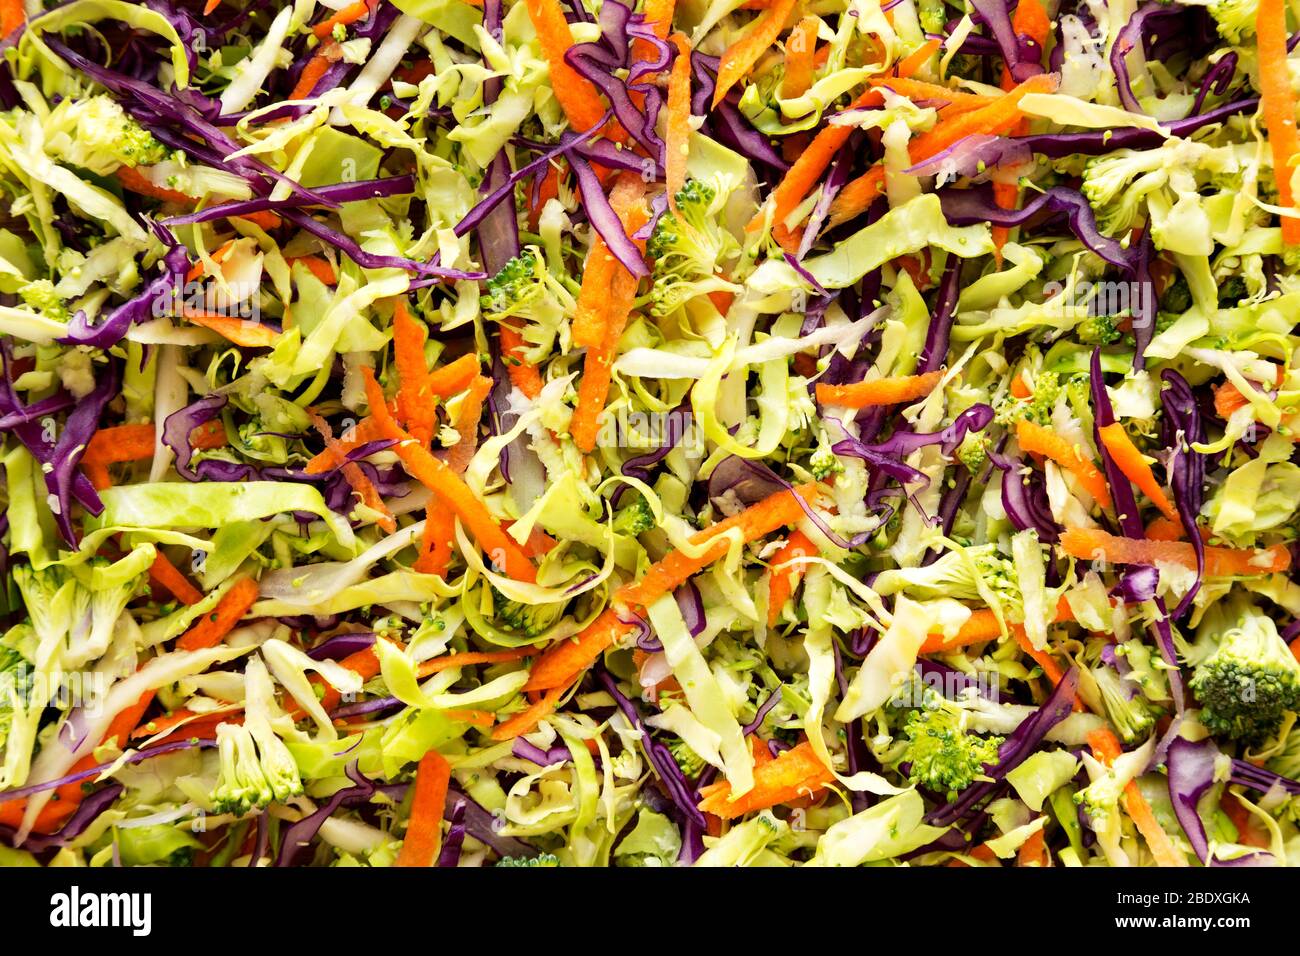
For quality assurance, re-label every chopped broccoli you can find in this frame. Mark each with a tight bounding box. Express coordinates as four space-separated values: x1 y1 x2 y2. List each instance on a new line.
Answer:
918 0 948 34
495 853 561 866
1208 0 1256 44
18 280 69 321
58 96 167 175
1189 597 1300 744
1217 276 1248 308
490 587 566 637
903 697 1003 801
210 658 303 814
995 370 1063 426
1081 149 1172 235
1090 664 1161 744
612 496 656 536
480 247 574 359
1159 273 1192 315
956 432 990 474
809 441 843 480
1076 314 1123 346
667 737 708 779
647 178 740 318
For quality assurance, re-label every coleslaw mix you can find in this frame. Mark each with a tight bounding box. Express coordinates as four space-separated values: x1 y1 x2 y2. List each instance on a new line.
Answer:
0 0 1298 869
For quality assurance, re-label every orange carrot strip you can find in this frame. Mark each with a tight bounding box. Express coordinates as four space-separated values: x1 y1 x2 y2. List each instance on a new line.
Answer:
1088 728 1187 867
665 33 694 204
1097 423 1178 522
1 0 24 35
182 311 280 348
392 299 435 445
524 609 634 692
489 681 573 740
426 353 481 398
1013 628 1084 712
1059 528 1292 576
445 374 493 474
308 411 397 533
697 740 833 819
303 417 388 474
1016 828 1048 867
413 503 456 578
615 481 823 609
190 418 227 451
712 0 800 108
394 749 451 867
815 371 943 410
498 322 544 400
417 647 536 678
150 551 203 606
571 237 620 350
362 366 537 582
287 255 338 286
767 529 817 627
313 0 377 39
116 165 192 205
1145 516 1184 542
1258 0 1300 245
1016 418 1113 510
636 0 677 56
290 46 336 100
524 0 608 131
782 16 820 99
83 424 155 465
829 72 1058 228
921 596 1075 654
176 576 260 651
84 461 112 491
202 0 221 13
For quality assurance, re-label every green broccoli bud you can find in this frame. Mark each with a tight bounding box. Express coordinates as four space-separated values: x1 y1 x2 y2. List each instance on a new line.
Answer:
667 737 708 779
903 698 1003 801
1208 0 1256 44
1076 314 1122 346
211 722 275 816
18 280 69 321
612 496 656 536
647 178 740 318
809 442 843 480
917 0 947 34
63 96 167 174
995 370 1062 426
495 853 561 866
490 587 566 638
1158 274 1192 315
956 432 990 474
480 247 573 357
1189 599 1300 744
1090 665 1161 744
1217 276 1248 308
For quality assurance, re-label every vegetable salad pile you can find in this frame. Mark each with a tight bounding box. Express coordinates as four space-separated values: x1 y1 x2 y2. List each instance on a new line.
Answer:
2 0 1300 869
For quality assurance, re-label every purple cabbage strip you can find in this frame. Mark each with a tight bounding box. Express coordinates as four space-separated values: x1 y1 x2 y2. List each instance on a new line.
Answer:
918 254 961 375
1012 96 1257 158
445 783 538 858
307 631 378 661
1167 737 1272 866
280 207 484 280
570 155 649 278
673 581 706 638
927 667 1079 826
1189 51 1237 116
437 797 468 867
512 739 573 766
1230 757 1300 797
275 762 384 866
1160 368 1206 619
1090 348 1144 536
0 391 75 431
990 451 1060 541
0 739 214 805
970 0 1045 83
60 244 190 348
741 688 782 736
1110 2 1185 114
160 174 417 226
597 668 707 829
43 359 121 544
161 394 227 481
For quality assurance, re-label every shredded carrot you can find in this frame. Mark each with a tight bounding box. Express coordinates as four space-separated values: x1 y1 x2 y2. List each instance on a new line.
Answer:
416 647 536 678
1097 423 1178 522
490 680 573 740
1258 0 1300 245
308 411 397 533
665 33 694 205
290 46 336 101
1016 418 1114 510
921 596 1075 655
636 0 677 57
1 0 24 37
1009 372 1033 399
84 461 112 491
287 255 338 286
829 72 1059 228
446 708 495 728
498 322 544 400
445 374 493 474
83 423 155 465
528 164 562 231
782 16 820 99
392 299 435 446
571 175 649 454
713 0 800 108
571 236 619 350
1144 516 1185 542
524 609 633 693
175 576 260 651
815 370 943 410
182 311 280 348
116 165 192 205
426 353 481 398
1013 627 1085 712
767 529 817 627
615 481 823 609
394 749 451 867
186 239 237 284
362 366 537 582
523 0 608 132
190 418 227 451
150 551 203 606
413 503 456 578
312 0 377 39
697 740 833 819
202 0 221 13
1088 727 1187 867
1061 527 1291 576
303 416 388 474
1016 828 1048 867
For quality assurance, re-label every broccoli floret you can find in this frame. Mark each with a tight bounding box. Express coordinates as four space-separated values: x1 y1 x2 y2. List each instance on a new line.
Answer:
612 497 656 536
1159 273 1192 315
1090 665 1161 744
956 432 990 474
667 737 708 779
903 697 1003 801
495 853 561 866
58 96 167 175
210 658 303 814
1081 150 1170 235
1217 276 1248 308
809 442 843 480
1113 640 1170 704
490 587 565 637
480 247 574 357
1076 314 1123 346
995 370 1063 426
18 280 69 321
1209 0 1256 44
647 178 740 318
917 0 947 34
1189 598 1300 744
211 722 274 816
